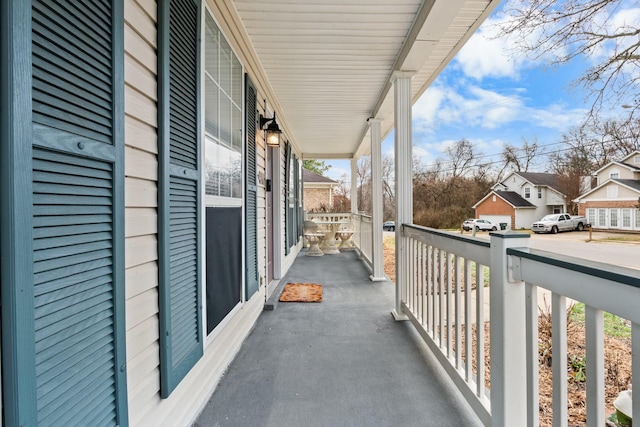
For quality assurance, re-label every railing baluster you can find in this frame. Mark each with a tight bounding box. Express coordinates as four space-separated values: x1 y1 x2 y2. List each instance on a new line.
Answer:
418 242 424 325
526 282 539 427
476 263 485 398
439 249 445 348
552 292 568 427
585 305 604 427
465 258 472 383
408 238 415 312
431 245 436 338
455 254 461 368
447 252 452 358
633 322 640 425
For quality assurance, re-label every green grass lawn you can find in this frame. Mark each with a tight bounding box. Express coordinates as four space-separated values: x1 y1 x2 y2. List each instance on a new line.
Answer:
570 302 631 338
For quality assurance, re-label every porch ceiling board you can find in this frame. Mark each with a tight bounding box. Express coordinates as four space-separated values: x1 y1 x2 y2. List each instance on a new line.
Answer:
232 0 499 159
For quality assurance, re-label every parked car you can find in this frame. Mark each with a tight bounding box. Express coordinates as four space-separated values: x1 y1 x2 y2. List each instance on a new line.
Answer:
532 213 588 234
383 221 395 231
463 218 498 231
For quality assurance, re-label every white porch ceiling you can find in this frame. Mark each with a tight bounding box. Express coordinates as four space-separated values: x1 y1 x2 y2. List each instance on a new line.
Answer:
232 0 500 160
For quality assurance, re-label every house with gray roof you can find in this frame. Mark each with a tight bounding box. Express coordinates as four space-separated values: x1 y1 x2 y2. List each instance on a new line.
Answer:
473 171 567 229
574 151 640 231
303 168 338 211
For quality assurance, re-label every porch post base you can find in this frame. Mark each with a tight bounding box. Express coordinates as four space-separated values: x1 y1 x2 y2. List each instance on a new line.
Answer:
369 275 386 282
391 309 409 321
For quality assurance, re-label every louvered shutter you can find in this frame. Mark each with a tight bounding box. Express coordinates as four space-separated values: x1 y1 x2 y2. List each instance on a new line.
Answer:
158 0 203 398
245 75 259 299
30 0 128 425
284 142 291 255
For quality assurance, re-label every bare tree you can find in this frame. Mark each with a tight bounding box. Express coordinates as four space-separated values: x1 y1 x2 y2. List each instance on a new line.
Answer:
498 0 640 121
500 137 544 173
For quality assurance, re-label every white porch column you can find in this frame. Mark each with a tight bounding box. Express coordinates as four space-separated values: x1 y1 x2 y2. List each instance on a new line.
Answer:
369 118 385 281
391 71 414 321
350 158 358 214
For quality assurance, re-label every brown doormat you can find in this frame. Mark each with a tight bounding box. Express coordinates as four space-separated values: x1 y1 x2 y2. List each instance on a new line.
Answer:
279 283 323 303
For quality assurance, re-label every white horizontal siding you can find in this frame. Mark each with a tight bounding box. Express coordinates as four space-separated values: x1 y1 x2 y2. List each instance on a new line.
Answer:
124 1 161 425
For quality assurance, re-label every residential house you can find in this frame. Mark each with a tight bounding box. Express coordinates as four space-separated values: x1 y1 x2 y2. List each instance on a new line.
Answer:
473 171 567 229
0 0 504 425
574 151 640 231
303 168 338 212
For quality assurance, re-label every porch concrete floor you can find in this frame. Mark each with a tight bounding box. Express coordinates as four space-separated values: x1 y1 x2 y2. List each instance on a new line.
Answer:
194 250 482 427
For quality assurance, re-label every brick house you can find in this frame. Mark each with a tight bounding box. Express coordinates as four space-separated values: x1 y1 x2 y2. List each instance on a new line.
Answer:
303 168 338 211
574 151 640 231
473 171 567 229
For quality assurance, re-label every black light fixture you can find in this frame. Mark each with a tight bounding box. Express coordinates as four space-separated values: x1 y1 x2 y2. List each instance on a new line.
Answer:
259 103 282 147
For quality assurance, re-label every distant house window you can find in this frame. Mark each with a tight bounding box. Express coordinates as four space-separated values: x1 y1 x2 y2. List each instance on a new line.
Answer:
537 188 542 199
587 208 595 226
492 195 496 202
622 209 632 228
610 209 618 227
606 185 618 199
635 156 640 165
636 209 640 229
524 187 531 198
610 172 619 179
598 209 606 227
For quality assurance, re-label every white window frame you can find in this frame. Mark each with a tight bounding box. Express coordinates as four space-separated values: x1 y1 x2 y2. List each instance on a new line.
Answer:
537 188 542 199
524 187 531 199
622 208 632 229
610 208 619 228
201 5 246 342
598 209 607 227
203 9 244 208
587 208 595 227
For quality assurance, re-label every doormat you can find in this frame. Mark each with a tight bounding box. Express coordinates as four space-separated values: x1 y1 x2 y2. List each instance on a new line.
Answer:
279 283 323 303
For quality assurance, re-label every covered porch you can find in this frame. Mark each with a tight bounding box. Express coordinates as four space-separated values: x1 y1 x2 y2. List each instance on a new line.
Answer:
195 250 482 426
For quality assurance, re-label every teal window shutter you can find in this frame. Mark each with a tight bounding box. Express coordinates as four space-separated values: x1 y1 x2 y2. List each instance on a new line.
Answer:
158 0 203 398
245 75 259 299
284 142 291 255
8 0 129 425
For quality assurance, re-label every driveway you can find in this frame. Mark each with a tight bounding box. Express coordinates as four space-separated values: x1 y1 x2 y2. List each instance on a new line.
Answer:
526 230 640 270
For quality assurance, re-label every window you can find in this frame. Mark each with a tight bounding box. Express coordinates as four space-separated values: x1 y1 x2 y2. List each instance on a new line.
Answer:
610 172 619 179
610 209 618 227
204 14 243 201
587 208 595 226
524 187 531 198
636 209 640 229
598 209 606 227
622 209 631 228
537 188 542 199
635 156 640 165
607 185 618 199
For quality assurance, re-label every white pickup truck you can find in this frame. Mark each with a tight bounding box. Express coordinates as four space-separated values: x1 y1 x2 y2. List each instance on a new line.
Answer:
531 213 588 234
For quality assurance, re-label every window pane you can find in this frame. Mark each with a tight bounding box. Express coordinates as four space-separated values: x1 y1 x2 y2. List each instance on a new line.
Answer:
598 209 606 227
204 78 219 138
204 138 241 197
622 209 631 227
220 96 232 146
220 38 232 95
610 209 618 227
205 15 219 81
232 55 242 107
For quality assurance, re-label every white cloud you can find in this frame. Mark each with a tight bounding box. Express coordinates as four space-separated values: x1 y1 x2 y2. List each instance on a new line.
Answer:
454 16 530 80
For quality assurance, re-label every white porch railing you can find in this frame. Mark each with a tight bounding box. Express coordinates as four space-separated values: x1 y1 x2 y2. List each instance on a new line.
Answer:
306 212 373 267
401 224 640 427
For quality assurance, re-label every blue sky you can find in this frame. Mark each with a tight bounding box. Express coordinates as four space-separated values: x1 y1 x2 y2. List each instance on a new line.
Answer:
324 1 639 182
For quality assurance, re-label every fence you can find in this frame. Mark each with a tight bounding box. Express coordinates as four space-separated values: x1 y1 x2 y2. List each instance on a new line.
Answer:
400 224 639 426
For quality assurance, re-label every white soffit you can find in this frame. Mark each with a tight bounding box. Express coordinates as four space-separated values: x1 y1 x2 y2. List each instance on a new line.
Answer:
232 0 499 159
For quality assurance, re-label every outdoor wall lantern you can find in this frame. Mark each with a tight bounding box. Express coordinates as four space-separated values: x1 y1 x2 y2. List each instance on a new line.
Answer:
260 105 282 147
